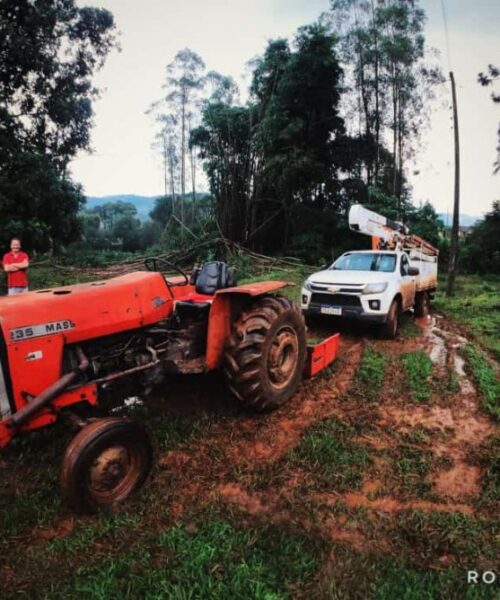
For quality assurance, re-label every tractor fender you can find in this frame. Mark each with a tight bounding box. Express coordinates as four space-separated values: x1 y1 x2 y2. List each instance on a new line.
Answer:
205 281 293 370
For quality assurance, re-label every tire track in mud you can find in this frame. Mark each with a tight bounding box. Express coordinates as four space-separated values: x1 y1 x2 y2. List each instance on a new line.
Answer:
157 338 364 518
377 315 496 502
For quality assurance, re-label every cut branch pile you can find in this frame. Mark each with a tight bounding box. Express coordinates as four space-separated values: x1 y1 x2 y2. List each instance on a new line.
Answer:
33 238 312 280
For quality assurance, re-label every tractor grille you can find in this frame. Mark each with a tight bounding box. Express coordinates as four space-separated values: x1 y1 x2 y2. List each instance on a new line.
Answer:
310 293 362 307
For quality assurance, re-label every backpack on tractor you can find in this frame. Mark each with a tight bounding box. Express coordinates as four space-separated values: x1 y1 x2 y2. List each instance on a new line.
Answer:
0 259 338 512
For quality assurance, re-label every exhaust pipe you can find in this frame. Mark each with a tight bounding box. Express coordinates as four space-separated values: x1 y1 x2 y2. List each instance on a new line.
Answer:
9 346 89 427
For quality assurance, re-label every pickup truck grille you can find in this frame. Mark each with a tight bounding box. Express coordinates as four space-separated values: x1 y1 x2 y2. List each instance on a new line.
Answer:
310 282 364 293
310 293 362 307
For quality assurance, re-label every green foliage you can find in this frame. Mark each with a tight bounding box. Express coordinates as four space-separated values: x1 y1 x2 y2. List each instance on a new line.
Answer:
291 418 371 490
460 201 500 273
401 351 433 402
434 275 500 359
0 0 116 252
462 345 500 420
356 346 386 399
0 153 84 251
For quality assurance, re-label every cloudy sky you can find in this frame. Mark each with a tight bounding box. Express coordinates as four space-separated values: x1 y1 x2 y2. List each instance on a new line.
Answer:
72 0 500 218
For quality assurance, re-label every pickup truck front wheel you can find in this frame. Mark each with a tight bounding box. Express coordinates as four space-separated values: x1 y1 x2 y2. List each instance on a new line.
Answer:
381 299 400 339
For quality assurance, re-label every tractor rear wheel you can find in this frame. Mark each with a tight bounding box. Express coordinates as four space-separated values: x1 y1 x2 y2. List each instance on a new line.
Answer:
60 417 153 513
224 296 306 412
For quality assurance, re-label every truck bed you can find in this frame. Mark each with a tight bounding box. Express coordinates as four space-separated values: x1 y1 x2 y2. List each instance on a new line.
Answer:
408 249 438 292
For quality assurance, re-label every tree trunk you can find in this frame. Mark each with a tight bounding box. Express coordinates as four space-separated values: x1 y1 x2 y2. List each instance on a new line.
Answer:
180 88 186 239
371 0 380 183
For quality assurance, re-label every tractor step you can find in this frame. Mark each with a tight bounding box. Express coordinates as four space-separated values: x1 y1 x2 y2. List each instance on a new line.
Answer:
304 333 340 378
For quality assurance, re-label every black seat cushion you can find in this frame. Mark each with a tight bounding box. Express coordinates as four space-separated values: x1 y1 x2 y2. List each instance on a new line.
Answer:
175 301 211 320
195 261 237 295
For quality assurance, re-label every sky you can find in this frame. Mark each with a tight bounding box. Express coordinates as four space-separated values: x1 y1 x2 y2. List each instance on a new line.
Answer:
71 0 500 218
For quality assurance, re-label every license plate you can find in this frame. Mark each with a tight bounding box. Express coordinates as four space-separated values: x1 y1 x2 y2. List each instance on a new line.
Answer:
320 306 342 316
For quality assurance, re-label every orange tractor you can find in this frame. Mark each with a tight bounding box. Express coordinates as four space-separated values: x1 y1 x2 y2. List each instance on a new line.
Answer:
0 260 338 511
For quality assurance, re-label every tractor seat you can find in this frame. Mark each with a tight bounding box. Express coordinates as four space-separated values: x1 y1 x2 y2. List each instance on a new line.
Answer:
191 261 237 295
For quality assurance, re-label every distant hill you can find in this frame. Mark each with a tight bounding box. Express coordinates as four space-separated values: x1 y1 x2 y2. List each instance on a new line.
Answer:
84 193 211 222
85 195 160 221
85 197 483 228
437 213 482 227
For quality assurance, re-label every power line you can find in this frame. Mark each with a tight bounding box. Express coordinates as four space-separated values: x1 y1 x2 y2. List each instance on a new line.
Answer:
440 0 452 72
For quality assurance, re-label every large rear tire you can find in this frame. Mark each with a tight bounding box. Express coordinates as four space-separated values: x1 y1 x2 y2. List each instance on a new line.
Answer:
224 296 307 412
60 417 153 513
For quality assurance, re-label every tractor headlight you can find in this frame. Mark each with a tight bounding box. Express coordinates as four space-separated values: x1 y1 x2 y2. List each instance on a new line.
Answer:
363 282 388 295
303 280 313 292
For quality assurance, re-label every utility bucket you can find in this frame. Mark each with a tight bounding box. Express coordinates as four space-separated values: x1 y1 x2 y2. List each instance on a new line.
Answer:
304 333 340 378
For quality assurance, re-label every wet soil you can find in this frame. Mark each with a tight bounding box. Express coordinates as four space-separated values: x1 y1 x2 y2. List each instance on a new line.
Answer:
2 309 498 570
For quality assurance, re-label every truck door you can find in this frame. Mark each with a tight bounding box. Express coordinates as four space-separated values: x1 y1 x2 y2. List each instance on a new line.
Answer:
400 254 416 309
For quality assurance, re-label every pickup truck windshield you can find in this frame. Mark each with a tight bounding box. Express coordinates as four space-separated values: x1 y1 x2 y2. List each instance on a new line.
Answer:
333 253 396 272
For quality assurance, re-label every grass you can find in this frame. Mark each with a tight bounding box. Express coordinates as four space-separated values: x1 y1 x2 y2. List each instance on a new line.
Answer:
434 274 500 360
290 418 371 491
462 344 500 420
392 510 498 566
44 517 319 599
394 444 434 497
472 435 500 508
356 345 386 399
44 513 141 556
401 350 433 402
372 562 496 600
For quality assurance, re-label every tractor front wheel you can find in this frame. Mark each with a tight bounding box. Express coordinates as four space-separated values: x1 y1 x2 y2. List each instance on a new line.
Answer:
224 296 306 412
60 417 153 513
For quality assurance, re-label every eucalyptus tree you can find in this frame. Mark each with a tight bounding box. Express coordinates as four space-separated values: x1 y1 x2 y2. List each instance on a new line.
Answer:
163 49 205 227
327 0 442 208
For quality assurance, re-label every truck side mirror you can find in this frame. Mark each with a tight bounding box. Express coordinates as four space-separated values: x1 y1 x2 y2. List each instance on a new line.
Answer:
407 266 419 276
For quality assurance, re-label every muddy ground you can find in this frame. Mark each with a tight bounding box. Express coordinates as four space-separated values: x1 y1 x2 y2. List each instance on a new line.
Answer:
0 310 498 597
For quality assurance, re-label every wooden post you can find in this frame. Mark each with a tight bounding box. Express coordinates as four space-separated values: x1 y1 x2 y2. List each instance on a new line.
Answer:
446 71 460 296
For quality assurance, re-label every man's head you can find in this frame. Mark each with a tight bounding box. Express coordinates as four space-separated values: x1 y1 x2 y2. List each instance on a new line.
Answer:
10 238 21 254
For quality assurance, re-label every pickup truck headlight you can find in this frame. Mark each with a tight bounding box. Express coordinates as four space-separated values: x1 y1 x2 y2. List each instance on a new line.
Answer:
363 282 388 294
303 280 313 291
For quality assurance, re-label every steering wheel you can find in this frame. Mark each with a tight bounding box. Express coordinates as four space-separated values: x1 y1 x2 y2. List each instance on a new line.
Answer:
144 257 189 287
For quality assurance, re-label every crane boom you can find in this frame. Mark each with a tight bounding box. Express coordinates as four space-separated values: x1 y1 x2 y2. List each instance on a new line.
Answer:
348 204 439 256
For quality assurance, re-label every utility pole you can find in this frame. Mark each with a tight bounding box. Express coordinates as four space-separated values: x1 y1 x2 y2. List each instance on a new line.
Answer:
446 71 460 296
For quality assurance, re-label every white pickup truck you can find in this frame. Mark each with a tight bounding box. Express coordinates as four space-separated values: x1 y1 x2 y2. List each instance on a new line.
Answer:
300 205 439 338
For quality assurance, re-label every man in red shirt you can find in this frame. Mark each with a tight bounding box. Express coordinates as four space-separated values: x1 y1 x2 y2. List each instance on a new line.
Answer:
3 238 29 295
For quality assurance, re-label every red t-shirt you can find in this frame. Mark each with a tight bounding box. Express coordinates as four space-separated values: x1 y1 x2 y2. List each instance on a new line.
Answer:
3 251 29 288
